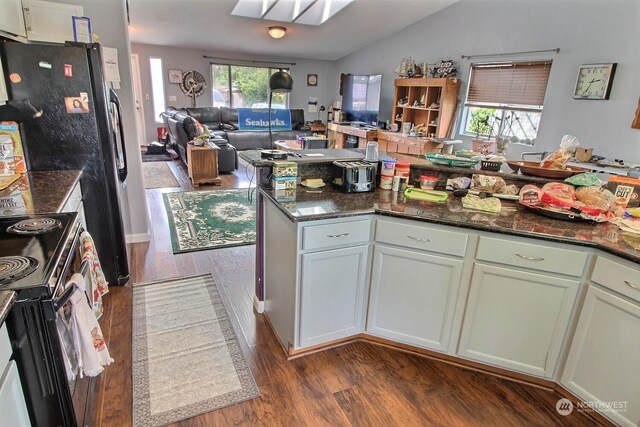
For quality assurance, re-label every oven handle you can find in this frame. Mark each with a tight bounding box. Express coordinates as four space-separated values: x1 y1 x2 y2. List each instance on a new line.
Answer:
45 259 91 321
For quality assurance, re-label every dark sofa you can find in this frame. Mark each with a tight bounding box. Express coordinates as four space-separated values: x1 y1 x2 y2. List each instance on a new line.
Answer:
163 106 312 166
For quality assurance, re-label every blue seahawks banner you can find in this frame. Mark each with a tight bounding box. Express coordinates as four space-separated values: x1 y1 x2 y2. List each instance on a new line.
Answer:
237 108 292 131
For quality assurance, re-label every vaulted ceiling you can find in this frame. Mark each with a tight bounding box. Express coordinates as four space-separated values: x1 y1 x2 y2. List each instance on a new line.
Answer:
128 0 458 60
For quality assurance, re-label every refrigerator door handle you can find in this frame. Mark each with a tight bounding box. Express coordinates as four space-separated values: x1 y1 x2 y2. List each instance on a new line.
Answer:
109 89 128 182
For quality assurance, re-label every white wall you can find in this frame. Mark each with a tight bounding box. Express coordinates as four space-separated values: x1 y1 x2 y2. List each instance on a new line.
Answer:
131 43 335 143
51 0 150 242
333 0 640 163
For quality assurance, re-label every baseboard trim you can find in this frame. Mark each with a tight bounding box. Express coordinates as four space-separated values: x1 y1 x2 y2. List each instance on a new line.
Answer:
253 295 264 313
126 232 150 243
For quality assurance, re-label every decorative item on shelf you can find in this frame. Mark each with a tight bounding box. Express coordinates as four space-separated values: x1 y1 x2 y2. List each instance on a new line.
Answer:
394 57 417 78
430 59 457 78
179 70 206 108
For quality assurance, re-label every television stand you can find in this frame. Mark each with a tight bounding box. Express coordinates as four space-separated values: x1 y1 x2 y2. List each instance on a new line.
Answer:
327 123 377 149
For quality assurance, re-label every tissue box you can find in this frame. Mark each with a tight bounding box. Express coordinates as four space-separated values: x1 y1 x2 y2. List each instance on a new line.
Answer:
272 161 298 177
271 176 297 190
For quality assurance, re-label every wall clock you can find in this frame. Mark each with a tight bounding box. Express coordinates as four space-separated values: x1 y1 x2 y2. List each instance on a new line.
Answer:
573 63 617 100
307 74 318 87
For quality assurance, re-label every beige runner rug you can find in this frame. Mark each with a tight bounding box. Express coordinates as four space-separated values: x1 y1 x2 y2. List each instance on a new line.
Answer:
132 274 259 426
142 162 180 189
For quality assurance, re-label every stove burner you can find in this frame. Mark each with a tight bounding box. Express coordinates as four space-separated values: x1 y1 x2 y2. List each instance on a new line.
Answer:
6 218 62 235
0 256 39 285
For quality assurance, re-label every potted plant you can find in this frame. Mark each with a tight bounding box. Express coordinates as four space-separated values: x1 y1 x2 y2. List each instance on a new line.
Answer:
468 109 497 154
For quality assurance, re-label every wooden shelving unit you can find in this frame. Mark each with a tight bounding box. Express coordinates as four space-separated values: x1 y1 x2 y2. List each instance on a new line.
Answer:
391 78 461 138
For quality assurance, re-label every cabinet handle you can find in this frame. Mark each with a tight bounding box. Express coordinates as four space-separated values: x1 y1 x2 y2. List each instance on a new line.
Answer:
326 232 349 238
406 235 432 243
624 280 640 290
515 253 545 261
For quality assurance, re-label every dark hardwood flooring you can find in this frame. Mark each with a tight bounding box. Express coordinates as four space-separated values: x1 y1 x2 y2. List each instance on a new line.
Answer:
91 158 601 426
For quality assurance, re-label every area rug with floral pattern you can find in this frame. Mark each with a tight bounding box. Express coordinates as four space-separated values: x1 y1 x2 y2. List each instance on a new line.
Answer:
162 189 255 254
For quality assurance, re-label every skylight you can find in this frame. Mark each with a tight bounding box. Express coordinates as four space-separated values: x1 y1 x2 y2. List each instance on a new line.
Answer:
231 0 354 26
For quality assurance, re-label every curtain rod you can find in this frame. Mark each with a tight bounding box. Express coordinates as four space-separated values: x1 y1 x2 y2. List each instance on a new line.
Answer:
202 55 296 66
461 48 560 60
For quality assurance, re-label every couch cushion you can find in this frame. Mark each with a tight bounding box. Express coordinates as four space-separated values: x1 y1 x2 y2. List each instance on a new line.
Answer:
184 107 221 130
220 107 239 129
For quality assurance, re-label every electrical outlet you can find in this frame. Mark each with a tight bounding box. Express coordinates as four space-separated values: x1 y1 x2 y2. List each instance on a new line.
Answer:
168 95 177 102
145 94 150 100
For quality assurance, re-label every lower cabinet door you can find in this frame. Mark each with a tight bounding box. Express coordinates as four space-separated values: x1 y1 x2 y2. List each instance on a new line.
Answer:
367 245 463 352
298 245 369 348
458 263 579 378
561 285 640 427
0 361 31 427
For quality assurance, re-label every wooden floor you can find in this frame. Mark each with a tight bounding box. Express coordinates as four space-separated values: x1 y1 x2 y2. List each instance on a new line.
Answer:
91 158 601 426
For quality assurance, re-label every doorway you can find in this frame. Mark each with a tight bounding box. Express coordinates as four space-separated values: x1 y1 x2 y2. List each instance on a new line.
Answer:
130 53 146 147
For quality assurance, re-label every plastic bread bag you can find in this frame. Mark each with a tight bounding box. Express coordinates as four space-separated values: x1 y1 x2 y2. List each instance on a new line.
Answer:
471 174 506 193
565 172 604 187
540 135 579 169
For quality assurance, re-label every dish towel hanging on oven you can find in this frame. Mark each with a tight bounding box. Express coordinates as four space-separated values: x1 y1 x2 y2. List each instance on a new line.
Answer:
81 230 109 319
67 272 114 377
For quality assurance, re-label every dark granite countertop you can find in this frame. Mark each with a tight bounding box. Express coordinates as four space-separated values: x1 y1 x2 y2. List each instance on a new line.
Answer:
261 185 640 264
0 291 16 327
239 148 365 167
0 170 82 216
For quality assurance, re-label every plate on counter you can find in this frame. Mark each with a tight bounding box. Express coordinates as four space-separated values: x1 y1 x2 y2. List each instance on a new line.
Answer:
506 161 586 178
425 153 480 168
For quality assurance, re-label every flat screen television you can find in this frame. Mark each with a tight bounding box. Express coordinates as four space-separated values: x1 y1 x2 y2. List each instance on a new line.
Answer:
341 74 382 126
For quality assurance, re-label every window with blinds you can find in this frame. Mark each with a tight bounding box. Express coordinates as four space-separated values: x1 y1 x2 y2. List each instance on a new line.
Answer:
466 61 552 109
461 60 553 146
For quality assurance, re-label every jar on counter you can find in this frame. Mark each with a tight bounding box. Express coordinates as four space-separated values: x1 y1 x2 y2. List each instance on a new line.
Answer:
419 175 438 190
395 162 410 177
380 175 393 190
381 157 397 176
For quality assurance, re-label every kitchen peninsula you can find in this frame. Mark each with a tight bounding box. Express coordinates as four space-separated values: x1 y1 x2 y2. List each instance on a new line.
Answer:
247 152 640 427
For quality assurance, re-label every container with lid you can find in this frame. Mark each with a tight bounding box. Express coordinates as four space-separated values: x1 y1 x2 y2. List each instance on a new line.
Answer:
395 162 410 177
365 141 379 162
419 175 438 190
380 175 393 190
381 157 396 176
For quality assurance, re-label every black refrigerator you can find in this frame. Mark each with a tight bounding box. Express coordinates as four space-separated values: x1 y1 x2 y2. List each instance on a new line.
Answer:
0 41 129 285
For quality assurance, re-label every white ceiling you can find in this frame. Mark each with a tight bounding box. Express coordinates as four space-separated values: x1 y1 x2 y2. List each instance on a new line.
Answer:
128 0 459 60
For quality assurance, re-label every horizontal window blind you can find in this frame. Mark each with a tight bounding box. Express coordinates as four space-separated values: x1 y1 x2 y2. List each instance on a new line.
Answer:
467 61 552 107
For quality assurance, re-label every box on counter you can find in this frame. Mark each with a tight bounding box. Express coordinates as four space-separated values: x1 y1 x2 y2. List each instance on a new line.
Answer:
272 161 298 177
274 188 296 202
271 176 297 190
606 175 640 208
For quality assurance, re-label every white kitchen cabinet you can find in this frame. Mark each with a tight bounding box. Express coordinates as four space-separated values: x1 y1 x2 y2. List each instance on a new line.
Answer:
0 0 27 40
367 245 463 352
458 263 580 378
561 258 640 427
298 245 369 348
0 324 30 427
22 0 83 44
263 198 371 352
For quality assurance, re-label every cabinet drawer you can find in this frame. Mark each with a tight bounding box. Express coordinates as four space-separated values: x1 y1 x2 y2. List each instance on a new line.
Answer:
0 324 11 375
476 236 588 277
62 182 82 213
591 256 640 303
301 219 371 251
375 219 468 257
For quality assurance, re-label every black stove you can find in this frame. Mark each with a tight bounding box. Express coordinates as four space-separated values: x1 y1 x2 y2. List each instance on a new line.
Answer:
0 213 77 298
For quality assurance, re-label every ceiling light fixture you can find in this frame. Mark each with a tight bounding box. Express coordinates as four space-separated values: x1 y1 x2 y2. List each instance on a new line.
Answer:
267 26 287 39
